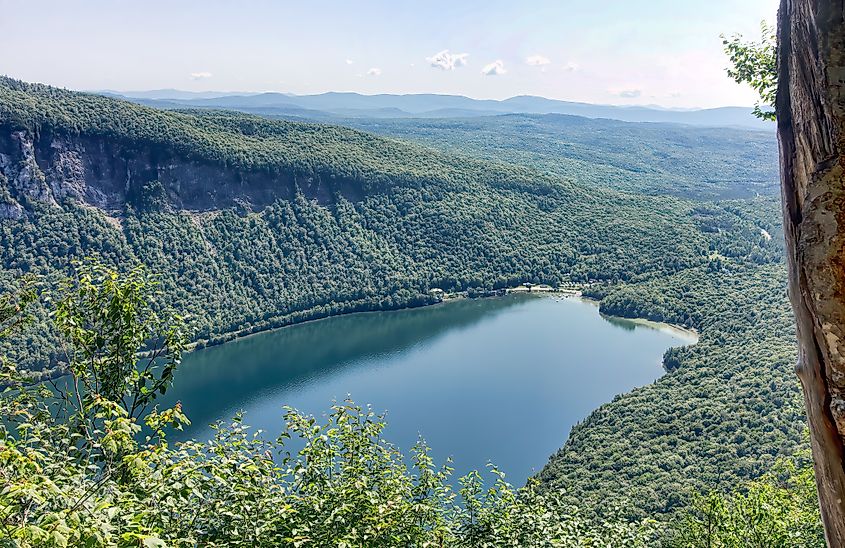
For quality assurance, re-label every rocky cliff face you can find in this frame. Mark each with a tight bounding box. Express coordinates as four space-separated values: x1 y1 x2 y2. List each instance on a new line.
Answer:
0 126 338 219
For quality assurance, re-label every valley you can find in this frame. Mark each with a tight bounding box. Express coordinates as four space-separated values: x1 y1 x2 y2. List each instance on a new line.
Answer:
0 76 800 524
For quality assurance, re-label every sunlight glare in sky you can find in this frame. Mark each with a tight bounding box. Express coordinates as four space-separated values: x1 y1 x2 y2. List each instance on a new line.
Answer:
0 0 779 108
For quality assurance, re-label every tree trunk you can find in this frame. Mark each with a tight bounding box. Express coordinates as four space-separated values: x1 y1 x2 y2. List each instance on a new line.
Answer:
778 1 845 545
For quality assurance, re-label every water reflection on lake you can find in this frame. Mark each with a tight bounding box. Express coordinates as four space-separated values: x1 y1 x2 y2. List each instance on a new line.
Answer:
160 295 696 485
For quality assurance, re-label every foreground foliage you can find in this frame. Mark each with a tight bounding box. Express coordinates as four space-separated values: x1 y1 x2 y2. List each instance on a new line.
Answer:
665 454 824 547
0 266 825 547
722 21 777 121
0 267 664 547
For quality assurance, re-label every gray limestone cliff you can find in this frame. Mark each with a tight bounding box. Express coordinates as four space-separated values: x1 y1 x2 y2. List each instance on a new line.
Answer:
0 126 341 219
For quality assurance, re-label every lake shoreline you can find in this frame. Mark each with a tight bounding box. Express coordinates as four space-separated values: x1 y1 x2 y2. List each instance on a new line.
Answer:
165 290 692 486
185 287 700 358
29 284 699 385
575 294 699 342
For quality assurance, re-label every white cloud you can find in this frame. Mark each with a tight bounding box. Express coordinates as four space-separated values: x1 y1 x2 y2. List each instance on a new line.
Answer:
190 71 212 80
367 67 382 77
613 88 642 98
426 49 469 70
481 60 506 76
563 62 579 72
525 54 551 66
345 59 354 65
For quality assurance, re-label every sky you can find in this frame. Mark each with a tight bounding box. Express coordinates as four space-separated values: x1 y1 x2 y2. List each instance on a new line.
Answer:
0 0 778 108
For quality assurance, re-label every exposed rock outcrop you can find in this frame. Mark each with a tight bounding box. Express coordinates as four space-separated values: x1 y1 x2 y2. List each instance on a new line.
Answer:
0 200 23 220
777 0 845 543
0 125 341 219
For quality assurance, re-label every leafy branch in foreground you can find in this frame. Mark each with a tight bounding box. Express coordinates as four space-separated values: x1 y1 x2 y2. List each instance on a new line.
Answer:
0 266 822 546
52 260 186 424
722 21 777 121
664 450 824 547
0 276 36 340
0 266 663 546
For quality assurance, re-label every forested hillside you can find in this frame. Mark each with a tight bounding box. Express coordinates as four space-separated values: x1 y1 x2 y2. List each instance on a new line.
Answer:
0 76 801 522
342 114 779 200
0 76 714 373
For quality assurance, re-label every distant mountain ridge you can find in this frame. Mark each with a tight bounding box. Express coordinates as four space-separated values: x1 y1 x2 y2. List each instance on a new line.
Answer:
98 89 267 101
106 89 774 130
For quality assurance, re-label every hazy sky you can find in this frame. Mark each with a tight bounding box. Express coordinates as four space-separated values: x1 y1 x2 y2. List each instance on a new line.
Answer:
1 0 778 108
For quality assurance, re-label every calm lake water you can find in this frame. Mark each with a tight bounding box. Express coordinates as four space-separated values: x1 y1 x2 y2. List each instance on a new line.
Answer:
161 295 696 485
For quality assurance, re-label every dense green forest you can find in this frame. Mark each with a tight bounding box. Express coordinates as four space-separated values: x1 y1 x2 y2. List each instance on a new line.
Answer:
0 77 808 539
340 114 779 200
1 263 822 546
1 265 822 546
1 76 739 374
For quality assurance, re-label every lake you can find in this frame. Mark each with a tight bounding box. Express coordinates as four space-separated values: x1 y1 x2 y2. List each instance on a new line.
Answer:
161 294 696 486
